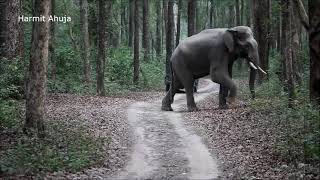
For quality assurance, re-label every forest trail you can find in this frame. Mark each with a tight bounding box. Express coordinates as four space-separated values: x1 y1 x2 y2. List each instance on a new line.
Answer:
116 79 220 179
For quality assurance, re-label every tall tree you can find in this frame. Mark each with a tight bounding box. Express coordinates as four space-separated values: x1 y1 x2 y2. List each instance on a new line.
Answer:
188 0 196 37
165 0 174 91
281 0 295 107
176 0 182 47
0 0 23 59
309 0 320 105
155 0 162 55
228 4 235 27
133 0 140 84
97 0 106 96
49 0 56 81
142 0 150 62
209 0 214 28
128 0 134 47
24 0 50 137
80 0 91 84
236 0 240 26
163 0 168 52
253 0 270 82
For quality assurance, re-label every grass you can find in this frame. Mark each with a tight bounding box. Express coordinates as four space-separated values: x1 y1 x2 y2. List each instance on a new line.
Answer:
0 110 106 177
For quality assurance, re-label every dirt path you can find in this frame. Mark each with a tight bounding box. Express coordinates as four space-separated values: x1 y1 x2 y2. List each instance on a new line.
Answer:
115 79 220 179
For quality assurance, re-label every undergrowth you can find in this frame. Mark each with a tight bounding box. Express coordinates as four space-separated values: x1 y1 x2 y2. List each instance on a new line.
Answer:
0 119 105 177
237 50 320 166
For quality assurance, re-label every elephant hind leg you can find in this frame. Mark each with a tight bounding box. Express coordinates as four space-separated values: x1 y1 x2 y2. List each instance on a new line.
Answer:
161 74 183 111
174 70 198 112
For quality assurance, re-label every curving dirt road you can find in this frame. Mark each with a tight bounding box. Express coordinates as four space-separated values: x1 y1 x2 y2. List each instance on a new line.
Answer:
116 79 220 180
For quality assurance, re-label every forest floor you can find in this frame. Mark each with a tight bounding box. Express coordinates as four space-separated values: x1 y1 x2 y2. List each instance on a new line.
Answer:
5 79 318 179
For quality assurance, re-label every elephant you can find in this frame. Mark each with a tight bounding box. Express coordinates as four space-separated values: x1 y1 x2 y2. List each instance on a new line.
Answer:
161 26 266 112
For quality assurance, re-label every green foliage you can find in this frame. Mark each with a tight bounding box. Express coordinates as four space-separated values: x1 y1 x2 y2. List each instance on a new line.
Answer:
107 47 133 85
0 121 105 176
104 47 165 95
0 58 25 130
0 58 24 100
241 49 320 164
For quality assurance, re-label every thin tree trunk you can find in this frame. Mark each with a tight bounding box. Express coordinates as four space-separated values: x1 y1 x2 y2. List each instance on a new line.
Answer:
133 0 140 84
253 0 270 82
163 0 168 54
128 0 134 47
309 0 320 105
0 0 23 59
236 0 240 26
228 5 235 27
240 0 244 25
281 0 295 107
120 0 126 45
49 0 56 81
97 0 106 96
209 0 214 28
165 0 174 90
291 2 302 86
176 0 182 47
188 0 196 37
80 0 91 84
143 0 150 62
24 0 50 138
155 0 162 55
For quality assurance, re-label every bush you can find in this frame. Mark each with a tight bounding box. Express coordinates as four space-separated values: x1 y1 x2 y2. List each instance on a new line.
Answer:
0 120 105 177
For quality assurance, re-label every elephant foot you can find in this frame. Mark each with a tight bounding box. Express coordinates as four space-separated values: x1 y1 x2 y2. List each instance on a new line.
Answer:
187 105 199 112
226 97 237 108
226 96 236 104
219 104 229 109
161 105 173 111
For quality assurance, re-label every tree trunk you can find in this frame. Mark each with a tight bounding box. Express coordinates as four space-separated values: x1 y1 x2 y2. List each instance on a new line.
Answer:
253 0 270 82
165 0 174 90
133 0 140 84
120 0 126 45
228 5 235 27
0 0 23 59
49 0 56 81
240 0 244 25
195 1 201 33
309 0 320 105
97 0 106 96
128 0 134 47
163 0 168 53
80 0 91 84
176 0 182 47
24 0 50 138
291 2 302 86
155 0 162 55
188 0 196 37
209 0 214 28
142 0 150 62
236 0 240 26
281 0 295 107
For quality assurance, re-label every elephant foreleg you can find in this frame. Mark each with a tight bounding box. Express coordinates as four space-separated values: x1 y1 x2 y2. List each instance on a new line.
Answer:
219 85 229 109
212 71 237 108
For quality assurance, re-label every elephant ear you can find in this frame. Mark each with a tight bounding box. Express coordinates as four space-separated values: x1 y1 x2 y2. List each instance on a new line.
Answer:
223 29 237 52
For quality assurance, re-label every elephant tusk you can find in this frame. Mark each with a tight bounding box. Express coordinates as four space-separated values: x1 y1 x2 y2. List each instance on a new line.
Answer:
249 62 258 70
258 66 267 74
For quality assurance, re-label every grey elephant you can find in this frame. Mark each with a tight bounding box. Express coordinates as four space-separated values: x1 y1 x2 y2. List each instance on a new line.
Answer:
161 26 266 112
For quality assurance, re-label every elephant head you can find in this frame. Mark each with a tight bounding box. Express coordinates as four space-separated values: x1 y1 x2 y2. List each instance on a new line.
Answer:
223 26 266 98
